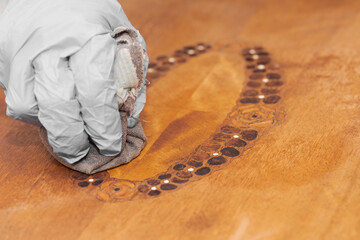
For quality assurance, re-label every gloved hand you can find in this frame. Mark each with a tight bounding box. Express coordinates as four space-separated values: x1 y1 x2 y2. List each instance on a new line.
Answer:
0 0 149 164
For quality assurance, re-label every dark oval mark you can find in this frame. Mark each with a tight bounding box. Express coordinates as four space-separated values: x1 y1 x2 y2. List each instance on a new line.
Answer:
258 51 269 56
245 57 254 62
156 66 170 72
92 180 103 186
148 190 161 196
160 184 178 191
172 177 189 184
257 57 271 65
114 188 120 191
173 164 186 171
156 55 167 61
243 89 258 97
213 133 232 142
138 184 150 193
187 160 203 168
158 174 172 180
247 81 261 88
184 46 195 50
240 98 260 104
147 179 160 186
253 69 266 73
261 88 279 95
174 53 185 58
266 73 281 79
207 156 227 165
249 74 264 80
72 173 88 180
176 58 187 63
176 171 193 178
265 81 283 87
241 130 258 141
163 61 174 66
264 95 281 104
191 151 210 161
195 167 211 176
221 125 240 134
92 172 107 179
148 62 157 68
246 65 255 69
225 139 247 147
201 143 221 152
221 147 240 157
78 181 89 187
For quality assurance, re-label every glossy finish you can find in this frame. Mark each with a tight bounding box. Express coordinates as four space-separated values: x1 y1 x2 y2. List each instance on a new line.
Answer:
1 0 360 239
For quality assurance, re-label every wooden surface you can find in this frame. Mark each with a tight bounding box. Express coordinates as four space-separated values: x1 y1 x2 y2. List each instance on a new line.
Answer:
1 0 360 239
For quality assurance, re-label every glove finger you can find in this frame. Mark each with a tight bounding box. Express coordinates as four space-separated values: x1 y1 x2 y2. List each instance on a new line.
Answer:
4 52 40 126
33 50 90 164
70 33 123 156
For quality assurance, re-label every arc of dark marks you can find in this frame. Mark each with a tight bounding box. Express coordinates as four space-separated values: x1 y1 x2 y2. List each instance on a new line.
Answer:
84 42 285 201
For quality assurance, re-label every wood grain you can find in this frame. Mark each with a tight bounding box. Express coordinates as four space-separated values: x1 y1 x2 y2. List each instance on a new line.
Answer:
1 0 360 239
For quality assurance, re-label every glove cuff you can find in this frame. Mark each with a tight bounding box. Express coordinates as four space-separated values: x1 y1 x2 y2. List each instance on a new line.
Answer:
112 27 145 116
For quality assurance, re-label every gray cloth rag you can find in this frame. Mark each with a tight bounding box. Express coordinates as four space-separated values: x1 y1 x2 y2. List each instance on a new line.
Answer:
39 111 147 174
38 28 148 174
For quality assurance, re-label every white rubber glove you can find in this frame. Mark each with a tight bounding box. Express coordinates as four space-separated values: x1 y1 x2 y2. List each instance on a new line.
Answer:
0 0 148 164
0 1 7 15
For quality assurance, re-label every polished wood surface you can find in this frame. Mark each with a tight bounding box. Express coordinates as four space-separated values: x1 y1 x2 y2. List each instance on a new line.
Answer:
1 0 360 239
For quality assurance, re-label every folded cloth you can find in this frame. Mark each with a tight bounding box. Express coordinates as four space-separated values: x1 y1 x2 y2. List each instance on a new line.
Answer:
39 26 148 174
39 111 147 174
